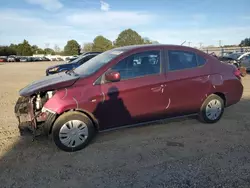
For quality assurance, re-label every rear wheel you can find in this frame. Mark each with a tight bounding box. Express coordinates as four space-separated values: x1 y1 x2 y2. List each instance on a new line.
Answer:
199 94 224 123
52 111 95 152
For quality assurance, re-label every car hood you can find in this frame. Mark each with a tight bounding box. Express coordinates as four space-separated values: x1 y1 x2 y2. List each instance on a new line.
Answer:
19 72 79 96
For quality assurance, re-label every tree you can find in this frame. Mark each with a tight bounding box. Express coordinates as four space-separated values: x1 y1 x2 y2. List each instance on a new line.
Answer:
92 36 113 52
0 46 17 56
239 38 250 46
37 48 45 54
9 44 18 54
83 43 93 52
64 40 80 55
17 40 33 56
31 45 39 54
44 48 55 55
115 29 144 47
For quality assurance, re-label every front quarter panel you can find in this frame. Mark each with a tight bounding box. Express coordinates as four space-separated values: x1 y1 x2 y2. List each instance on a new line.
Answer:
43 84 101 115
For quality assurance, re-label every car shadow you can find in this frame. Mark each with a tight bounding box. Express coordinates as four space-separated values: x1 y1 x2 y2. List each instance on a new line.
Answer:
93 86 132 130
1 95 250 187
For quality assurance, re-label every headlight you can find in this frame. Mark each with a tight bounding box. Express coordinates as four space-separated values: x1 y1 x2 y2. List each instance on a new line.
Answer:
49 67 59 72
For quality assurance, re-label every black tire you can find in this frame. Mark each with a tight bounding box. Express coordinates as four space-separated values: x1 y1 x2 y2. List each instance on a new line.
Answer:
52 111 95 152
198 94 225 123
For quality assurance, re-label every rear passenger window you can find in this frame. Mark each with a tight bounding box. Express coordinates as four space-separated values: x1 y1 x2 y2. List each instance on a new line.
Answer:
197 55 206 66
168 50 198 71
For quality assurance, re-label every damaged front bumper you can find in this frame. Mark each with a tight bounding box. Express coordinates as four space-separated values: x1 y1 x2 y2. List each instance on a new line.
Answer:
14 96 57 139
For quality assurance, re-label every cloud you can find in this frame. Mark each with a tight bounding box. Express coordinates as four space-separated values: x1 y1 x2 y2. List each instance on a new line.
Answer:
25 0 63 11
66 11 153 29
0 9 154 47
100 0 110 11
0 8 249 48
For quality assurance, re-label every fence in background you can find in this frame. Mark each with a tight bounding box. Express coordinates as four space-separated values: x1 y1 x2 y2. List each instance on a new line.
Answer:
200 46 250 56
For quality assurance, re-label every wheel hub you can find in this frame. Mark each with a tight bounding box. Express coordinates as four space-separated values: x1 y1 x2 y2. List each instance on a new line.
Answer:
205 99 222 120
59 120 88 148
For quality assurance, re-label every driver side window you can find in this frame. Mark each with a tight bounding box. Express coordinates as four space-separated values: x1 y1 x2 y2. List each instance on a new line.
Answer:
110 50 161 80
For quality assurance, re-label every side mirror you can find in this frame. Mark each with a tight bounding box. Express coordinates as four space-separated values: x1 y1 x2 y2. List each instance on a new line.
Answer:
105 70 121 82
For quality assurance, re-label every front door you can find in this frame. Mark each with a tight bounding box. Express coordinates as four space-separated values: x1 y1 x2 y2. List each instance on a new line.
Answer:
93 50 168 130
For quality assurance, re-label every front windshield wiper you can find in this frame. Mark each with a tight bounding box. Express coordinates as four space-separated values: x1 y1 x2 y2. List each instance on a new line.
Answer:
65 69 79 76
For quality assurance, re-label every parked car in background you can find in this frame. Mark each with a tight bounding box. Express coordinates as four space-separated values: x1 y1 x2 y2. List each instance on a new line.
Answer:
238 52 250 71
20 57 33 62
223 52 244 60
42 57 51 61
0 56 7 62
7 55 16 62
45 52 101 75
15 44 243 152
66 55 79 63
56 57 64 61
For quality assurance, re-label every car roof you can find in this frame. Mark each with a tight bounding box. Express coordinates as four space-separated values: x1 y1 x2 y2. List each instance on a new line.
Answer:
112 44 198 52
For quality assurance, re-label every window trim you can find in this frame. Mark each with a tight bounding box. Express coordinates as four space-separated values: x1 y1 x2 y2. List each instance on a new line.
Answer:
166 50 206 72
97 49 164 85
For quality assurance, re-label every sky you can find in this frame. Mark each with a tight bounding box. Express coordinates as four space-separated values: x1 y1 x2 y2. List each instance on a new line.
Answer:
0 0 250 49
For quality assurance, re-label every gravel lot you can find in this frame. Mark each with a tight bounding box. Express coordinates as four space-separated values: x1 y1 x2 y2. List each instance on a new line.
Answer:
0 62 250 188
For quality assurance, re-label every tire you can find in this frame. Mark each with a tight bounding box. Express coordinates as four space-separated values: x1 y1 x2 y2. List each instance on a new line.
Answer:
52 111 95 152
198 94 225 123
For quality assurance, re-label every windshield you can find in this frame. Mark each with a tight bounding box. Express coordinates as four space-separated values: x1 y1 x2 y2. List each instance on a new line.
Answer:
74 49 124 76
69 54 87 64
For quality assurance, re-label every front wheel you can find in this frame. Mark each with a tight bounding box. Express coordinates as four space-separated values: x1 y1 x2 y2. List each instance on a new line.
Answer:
198 94 225 123
52 111 95 152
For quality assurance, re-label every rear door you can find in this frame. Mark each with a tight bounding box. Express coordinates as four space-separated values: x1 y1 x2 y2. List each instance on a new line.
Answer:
164 49 210 116
94 49 168 129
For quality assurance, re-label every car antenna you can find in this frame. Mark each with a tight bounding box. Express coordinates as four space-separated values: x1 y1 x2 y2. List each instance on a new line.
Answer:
181 41 186 46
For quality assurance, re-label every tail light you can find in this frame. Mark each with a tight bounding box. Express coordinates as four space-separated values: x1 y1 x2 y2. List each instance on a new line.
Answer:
234 68 241 80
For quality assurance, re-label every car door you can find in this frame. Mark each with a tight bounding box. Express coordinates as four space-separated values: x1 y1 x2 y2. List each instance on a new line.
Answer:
94 49 168 130
164 49 210 116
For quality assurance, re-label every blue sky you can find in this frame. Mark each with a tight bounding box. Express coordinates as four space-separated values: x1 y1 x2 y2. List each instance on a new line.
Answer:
0 0 250 49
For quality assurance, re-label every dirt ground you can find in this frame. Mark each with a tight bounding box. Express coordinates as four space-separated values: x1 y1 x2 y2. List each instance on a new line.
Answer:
0 62 250 188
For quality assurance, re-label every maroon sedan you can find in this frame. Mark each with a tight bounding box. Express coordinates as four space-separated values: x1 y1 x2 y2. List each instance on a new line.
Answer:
15 44 243 152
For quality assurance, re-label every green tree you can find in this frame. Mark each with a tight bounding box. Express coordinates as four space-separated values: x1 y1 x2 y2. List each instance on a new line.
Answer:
64 40 80 55
115 29 144 47
44 48 55 55
17 40 33 56
92 36 113 52
0 46 17 56
37 48 45 54
31 45 39 54
239 38 250 46
83 43 93 52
